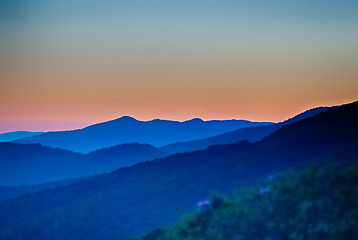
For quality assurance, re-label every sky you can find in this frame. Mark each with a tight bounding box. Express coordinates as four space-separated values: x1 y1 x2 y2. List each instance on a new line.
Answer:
0 0 357 133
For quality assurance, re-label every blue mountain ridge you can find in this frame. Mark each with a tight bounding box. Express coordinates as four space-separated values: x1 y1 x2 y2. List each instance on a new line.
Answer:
14 117 272 153
0 105 335 190
0 142 167 186
160 106 336 154
0 131 44 142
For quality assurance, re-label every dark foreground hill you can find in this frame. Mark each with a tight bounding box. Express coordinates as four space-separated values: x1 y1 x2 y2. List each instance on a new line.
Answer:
0 142 166 186
15 117 271 153
137 163 358 240
160 106 334 154
0 101 356 239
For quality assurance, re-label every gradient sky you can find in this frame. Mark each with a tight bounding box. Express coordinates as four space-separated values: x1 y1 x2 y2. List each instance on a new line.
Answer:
0 0 357 133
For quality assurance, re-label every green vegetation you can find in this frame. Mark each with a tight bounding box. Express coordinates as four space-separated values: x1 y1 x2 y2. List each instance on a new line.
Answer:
137 164 358 240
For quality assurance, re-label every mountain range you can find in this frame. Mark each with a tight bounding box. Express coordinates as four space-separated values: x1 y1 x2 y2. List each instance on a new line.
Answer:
160 106 335 154
0 142 166 186
0 101 356 239
0 106 331 186
14 117 271 153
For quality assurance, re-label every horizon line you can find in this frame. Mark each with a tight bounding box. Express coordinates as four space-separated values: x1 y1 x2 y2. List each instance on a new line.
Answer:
1 100 353 134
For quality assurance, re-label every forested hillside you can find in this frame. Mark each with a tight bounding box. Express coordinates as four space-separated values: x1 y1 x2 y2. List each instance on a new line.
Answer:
136 163 358 240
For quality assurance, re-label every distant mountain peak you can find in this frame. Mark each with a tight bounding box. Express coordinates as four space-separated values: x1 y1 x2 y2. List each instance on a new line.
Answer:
14 115 272 153
185 118 204 123
116 116 138 122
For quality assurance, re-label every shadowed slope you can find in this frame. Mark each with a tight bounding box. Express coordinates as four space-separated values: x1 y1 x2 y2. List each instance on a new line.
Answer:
160 106 335 154
0 142 166 186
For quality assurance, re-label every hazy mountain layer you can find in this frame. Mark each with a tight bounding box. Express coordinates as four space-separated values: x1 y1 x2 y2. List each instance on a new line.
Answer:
0 131 44 142
0 142 166 186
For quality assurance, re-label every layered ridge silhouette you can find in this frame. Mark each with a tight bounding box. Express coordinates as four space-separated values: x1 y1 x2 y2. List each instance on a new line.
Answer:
160 106 335 154
15 117 271 153
0 142 167 186
0 106 332 187
0 101 356 239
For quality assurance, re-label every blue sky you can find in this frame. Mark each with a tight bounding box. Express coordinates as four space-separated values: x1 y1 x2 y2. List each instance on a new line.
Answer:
0 0 357 132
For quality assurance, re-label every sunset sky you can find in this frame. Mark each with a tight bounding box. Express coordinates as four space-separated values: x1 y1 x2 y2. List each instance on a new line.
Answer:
0 0 357 133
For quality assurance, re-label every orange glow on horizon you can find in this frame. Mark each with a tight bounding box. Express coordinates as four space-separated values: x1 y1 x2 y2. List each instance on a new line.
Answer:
1 55 357 133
